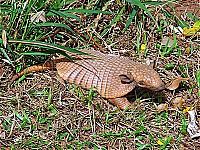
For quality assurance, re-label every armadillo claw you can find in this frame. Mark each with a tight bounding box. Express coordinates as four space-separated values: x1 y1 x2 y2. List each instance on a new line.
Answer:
107 97 131 110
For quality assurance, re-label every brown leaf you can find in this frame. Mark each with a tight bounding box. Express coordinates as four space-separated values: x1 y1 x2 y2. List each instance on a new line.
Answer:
0 64 4 78
166 77 189 90
172 97 185 109
2 30 7 48
161 36 174 47
156 103 168 113
30 11 46 23
187 110 200 138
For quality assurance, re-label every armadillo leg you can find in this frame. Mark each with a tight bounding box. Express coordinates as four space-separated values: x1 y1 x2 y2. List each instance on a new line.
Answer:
107 97 131 110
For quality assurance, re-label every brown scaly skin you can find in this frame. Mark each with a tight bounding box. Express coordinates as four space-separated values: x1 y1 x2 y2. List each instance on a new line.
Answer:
11 48 165 110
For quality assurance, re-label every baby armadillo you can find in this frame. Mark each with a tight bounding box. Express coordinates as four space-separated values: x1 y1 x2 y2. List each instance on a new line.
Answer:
11 48 165 109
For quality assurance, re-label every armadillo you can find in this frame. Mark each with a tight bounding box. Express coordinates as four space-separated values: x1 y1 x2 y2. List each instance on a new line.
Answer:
11 48 165 109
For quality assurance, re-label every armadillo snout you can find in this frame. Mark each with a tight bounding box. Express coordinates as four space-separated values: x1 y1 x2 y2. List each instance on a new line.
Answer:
133 65 165 91
145 74 165 91
138 79 165 91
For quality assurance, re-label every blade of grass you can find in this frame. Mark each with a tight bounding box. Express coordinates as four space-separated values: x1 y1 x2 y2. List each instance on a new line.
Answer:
196 70 200 97
8 2 19 33
110 6 125 25
8 40 72 59
142 1 164 6
101 6 125 37
35 22 75 34
126 0 155 22
63 9 112 15
123 0 163 33
20 51 51 56
47 10 81 22
123 6 138 31
0 4 12 13
8 39 91 59
0 48 13 66
20 0 36 40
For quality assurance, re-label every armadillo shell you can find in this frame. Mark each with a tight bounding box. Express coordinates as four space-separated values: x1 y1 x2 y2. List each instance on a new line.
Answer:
56 49 136 99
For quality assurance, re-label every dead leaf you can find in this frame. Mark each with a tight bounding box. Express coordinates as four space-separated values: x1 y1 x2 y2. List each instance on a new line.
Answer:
2 30 7 48
183 27 199 36
0 64 4 78
183 20 200 36
169 25 183 35
172 97 185 109
185 46 191 54
183 106 193 113
166 77 189 90
0 131 5 139
156 103 168 113
187 110 200 138
161 36 174 47
31 11 46 23
145 58 155 68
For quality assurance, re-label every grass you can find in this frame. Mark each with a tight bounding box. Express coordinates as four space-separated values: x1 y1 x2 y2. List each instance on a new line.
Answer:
0 0 200 149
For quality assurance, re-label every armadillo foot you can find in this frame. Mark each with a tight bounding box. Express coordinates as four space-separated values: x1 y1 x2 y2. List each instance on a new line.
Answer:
107 97 131 110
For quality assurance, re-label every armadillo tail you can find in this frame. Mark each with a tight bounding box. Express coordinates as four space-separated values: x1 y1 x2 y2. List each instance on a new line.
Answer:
10 58 67 83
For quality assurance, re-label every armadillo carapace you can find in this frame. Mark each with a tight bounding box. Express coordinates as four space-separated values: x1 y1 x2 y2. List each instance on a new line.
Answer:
56 49 165 109
12 48 165 109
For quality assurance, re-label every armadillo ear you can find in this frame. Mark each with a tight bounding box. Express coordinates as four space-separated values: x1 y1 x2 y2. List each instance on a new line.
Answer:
119 73 134 84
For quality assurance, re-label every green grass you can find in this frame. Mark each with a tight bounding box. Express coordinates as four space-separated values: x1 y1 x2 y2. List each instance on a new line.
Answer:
0 0 200 149
69 84 97 108
196 70 200 96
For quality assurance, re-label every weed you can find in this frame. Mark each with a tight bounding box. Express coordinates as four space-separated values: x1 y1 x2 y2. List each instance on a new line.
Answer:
69 84 97 108
196 70 200 96
157 135 173 149
180 114 187 135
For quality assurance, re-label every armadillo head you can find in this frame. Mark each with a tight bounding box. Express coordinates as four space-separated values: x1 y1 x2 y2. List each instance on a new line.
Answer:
131 63 165 91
